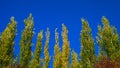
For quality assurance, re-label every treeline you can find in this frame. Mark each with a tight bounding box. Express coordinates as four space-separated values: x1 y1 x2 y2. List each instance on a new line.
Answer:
0 14 120 68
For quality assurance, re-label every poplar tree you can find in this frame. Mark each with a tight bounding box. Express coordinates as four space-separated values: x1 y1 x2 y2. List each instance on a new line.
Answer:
20 14 34 67
80 19 95 68
53 28 61 68
71 50 79 68
43 28 50 68
0 35 1 52
0 17 17 67
97 17 120 61
0 33 1 43
30 31 43 68
61 24 70 68
107 27 120 63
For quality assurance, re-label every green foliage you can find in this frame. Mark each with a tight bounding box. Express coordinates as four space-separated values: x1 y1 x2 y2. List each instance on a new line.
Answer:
71 50 79 68
43 28 50 68
29 31 43 68
80 19 96 68
0 15 120 68
53 28 62 68
20 14 34 68
97 17 120 61
61 24 70 68
0 17 17 67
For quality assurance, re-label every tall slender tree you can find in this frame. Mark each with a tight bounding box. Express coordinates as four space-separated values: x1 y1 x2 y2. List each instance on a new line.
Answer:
0 33 1 55
53 28 61 68
0 33 1 45
97 17 120 62
71 50 79 68
61 24 70 68
0 17 17 67
107 27 120 63
29 31 43 68
20 14 34 67
80 19 96 68
43 28 50 68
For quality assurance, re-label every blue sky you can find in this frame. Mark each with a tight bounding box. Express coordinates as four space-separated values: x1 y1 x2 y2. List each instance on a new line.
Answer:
0 0 120 67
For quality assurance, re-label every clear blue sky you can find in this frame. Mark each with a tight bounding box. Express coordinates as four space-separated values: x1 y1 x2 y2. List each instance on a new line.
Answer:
0 0 120 67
